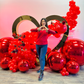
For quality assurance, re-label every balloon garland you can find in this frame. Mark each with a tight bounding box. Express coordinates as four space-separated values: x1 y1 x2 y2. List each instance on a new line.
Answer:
66 0 80 30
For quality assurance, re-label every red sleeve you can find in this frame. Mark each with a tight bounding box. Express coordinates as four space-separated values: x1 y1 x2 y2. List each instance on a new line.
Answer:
30 27 39 32
48 29 56 34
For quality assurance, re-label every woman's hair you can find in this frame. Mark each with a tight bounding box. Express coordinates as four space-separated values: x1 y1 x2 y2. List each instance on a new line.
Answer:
39 18 48 28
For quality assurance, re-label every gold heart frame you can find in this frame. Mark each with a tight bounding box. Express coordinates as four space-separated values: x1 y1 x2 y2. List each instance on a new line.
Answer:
12 15 69 51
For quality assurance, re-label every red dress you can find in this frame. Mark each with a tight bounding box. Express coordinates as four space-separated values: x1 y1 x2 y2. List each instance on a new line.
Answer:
30 27 56 45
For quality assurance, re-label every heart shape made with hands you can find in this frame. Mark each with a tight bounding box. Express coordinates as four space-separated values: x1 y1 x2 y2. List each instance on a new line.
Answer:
12 15 69 51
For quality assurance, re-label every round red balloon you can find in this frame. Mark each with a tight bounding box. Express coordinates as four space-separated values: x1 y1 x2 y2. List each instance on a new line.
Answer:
0 57 11 69
55 23 67 34
66 61 80 74
61 39 84 66
18 60 30 72
0 37 13 53
47 52 66 71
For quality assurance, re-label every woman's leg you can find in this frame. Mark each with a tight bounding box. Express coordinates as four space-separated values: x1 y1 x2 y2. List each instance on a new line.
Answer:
36 44 42 68
36 44 41 58
39 44 48 70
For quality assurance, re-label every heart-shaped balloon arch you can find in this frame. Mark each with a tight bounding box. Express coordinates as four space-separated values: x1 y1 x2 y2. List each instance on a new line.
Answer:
0 0 83 76
12 15 69 51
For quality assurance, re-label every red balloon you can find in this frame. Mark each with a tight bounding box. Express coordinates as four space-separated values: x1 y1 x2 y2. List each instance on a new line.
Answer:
9 62 15 67
24 54 31 60
77 10 81 15
0 57 11 69
0 37 13 53
51 24 56 31
12 69 17 72
9 66 13 70
66 61 80 74
69 26 73 30
62 67 67 72
15 56 22 63
61 71 66 76
13 64 18 71
66 12 71 16
47 52 66 71
18 60 30 72
48 25 52 29
75 6 80 11
47 51 58 60
61 39 84 66
55 23 67 34
12 59 17 64
69 1 76 7
65 71 69 76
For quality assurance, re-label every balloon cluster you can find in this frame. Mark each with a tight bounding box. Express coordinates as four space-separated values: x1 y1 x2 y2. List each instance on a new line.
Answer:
0 36 83 75
60 67 69 76
47 39 84 76
0 32 37 72
8 32 38 72
66 0 80 30
8 58 19 72
48 0 81 34
60 39 84 66
48 20 67 38
60 60 80 76
0 32 51 72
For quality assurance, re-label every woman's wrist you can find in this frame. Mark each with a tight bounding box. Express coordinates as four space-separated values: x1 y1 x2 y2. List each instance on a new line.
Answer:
37 27 42 31
46 28 49 32
37 28 40 31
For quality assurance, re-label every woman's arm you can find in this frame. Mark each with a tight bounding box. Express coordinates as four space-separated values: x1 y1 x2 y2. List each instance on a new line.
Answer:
46 28 57 35
48 29 56 34
30 27 38 32
30 26 43 32
30 27 39 32
44 26 57 34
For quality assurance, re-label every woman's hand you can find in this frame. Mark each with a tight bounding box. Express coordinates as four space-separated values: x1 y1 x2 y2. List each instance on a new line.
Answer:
37 25 49 32
42 26 49 32
37 26 43 31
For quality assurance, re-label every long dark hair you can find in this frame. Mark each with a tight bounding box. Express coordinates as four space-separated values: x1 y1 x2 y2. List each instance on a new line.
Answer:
39 18 48 28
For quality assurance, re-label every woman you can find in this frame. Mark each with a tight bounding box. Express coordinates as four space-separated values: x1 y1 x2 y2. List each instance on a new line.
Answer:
30 18 57 81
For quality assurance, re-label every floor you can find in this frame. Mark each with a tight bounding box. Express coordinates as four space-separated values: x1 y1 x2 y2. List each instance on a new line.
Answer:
0 65 84 84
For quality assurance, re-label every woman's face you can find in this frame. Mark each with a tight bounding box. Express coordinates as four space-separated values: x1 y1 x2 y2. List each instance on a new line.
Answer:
42 19 46 26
